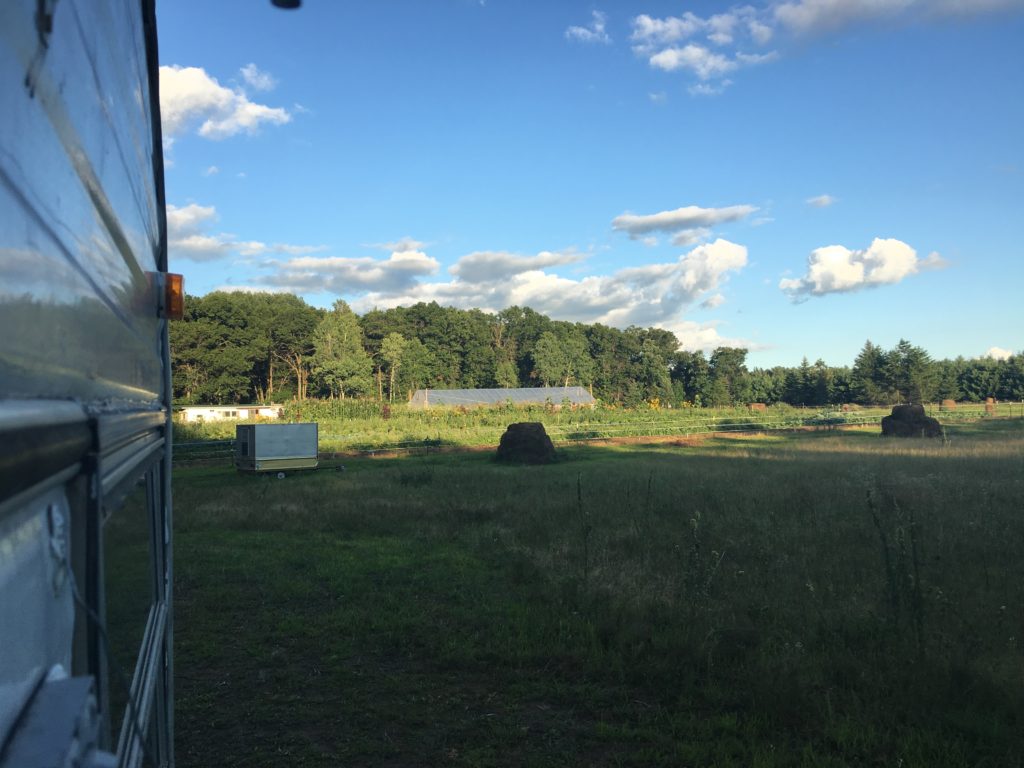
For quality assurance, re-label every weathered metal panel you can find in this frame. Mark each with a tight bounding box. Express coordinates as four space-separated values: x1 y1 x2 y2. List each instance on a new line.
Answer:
0 0 164 406
236 424 319 472
253 423 319 461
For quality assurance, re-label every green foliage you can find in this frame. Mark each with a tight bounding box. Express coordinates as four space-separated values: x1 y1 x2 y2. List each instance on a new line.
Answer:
884 338 937 404
171 295 1023 408
670 350 711 405
851 340 889 404
380 332 408 403
532 328 593 387
310 300 373 399
708 347 751 406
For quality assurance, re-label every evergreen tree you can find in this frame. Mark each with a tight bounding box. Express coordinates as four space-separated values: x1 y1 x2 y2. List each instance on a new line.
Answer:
851 340 888 404
812 359 833 406
884 339 937 403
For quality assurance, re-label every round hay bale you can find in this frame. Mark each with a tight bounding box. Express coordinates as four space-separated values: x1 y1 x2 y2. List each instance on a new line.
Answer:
940 399 956 411
890 404 926 421
496 422 557 464
985 401 996 414
881 404 941 438
749 403 767 412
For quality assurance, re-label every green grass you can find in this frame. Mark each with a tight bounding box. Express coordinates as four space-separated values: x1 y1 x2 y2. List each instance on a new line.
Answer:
162 421 1024 766
173 400 1024 455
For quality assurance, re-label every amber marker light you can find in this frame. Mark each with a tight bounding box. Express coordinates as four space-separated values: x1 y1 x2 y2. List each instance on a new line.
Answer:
164 273 185 320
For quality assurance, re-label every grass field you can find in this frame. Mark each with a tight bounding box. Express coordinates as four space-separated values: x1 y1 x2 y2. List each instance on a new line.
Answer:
165 419 1024 767
173 400 1024 457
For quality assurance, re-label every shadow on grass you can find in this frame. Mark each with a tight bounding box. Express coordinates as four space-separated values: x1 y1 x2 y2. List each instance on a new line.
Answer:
168 422 1024 766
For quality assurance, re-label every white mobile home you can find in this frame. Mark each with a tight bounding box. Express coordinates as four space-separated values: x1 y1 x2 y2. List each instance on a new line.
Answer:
177 404 284 423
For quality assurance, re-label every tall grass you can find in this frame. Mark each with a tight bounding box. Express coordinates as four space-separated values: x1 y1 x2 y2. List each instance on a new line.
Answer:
164 421 1024 766
173 400 1021 454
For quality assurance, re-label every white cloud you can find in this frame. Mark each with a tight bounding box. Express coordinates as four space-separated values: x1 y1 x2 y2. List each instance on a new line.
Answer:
166 202 324 263
255 239 748 342
202 165 219 177
774 0 914 34
748 19 774 44
735 50 779 65
167 202 217 235
707 13 740 45
672 227 713 246
236 242 328 257
773 0 1024 35
566 11 611 44
450 250 585 283
688 80 732 97
657 319 760 353
630 0 1020 91
806 194 837 207
612 204 758 244
631 12 702 50
240 63 278 92
649 44 737 79
167 203 232 262
984 346 1014 360
920 251 949 270
648 91 668 103
701 293 726 309
372 237 428 252
780 237 945 300
159 65 291 140
264 247 440 294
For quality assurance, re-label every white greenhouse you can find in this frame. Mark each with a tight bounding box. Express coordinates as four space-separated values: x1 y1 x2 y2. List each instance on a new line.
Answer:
408 386 596 409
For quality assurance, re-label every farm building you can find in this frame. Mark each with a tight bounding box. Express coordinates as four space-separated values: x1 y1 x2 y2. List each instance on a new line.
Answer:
408 386 596 409
176 404 284 423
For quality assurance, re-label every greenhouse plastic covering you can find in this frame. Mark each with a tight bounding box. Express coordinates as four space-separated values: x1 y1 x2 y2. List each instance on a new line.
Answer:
409 386 596 408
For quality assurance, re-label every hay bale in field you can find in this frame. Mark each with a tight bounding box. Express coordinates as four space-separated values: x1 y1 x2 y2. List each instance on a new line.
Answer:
940 399 957 411
496 422 557 464
749 402 767 412
985 397 996 414
881 404 942 438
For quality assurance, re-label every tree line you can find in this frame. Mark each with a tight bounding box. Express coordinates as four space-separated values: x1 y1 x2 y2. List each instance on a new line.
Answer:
171 291 1024 407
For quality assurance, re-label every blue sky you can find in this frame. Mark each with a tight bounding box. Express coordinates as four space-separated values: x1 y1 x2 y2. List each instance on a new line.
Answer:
157 0 1023 367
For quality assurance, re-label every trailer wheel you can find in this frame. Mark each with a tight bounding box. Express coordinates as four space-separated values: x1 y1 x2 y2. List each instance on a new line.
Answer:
276 472 286 480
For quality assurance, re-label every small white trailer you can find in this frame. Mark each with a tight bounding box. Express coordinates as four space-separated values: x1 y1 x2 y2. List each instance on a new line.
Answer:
235 423 319 474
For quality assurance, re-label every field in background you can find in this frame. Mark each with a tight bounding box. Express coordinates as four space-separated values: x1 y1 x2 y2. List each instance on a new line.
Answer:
173 400 1024 459
165 420 1024 766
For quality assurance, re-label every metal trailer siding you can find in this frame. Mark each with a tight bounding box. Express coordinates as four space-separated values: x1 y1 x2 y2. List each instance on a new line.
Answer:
0 0 174 765
0 0 165 406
